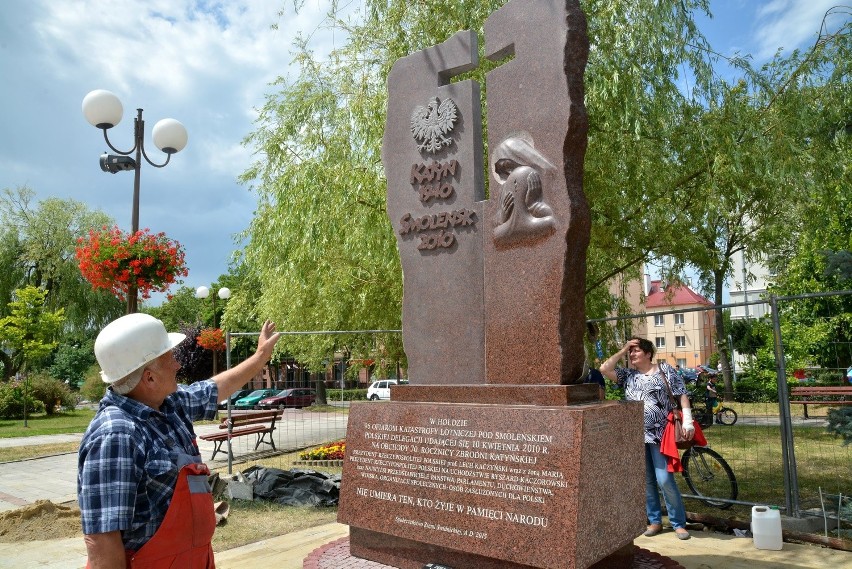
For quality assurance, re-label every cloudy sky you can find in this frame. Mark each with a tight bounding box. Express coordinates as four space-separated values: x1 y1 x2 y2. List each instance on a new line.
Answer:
0 0 844 306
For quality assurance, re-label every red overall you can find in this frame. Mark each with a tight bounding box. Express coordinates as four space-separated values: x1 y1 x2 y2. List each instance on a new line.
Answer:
88 462 216 569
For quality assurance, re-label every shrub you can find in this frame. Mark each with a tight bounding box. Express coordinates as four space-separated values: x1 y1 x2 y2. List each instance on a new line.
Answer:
0 379 46 419
29 372 76 414
827 407 852 445
731 375 784 403
326 388 368 401
80 365 107 403
48 337 95 390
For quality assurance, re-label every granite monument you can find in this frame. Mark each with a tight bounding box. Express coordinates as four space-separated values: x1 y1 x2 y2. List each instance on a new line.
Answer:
335 1 646 568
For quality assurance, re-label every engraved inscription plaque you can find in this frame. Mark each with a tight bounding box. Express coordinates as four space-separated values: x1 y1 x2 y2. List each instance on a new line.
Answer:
338 401 645 569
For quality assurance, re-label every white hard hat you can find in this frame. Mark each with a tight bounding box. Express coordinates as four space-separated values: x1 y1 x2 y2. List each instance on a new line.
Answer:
95 313 186 384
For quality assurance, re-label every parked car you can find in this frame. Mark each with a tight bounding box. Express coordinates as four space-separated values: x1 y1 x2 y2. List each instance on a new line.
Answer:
217 388 254 410
679 368 699 384
233 389 281 409
257 388 316 410
367 380 398 401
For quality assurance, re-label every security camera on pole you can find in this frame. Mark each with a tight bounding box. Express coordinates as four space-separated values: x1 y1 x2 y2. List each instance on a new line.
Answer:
82 89 188 314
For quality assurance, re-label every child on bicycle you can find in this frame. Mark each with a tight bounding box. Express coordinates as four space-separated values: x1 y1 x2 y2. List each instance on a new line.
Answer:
705 375 718 421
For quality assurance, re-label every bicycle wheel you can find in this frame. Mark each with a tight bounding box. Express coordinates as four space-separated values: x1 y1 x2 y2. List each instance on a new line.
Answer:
717 407 737 425
682 446 738 509
692 408 712 429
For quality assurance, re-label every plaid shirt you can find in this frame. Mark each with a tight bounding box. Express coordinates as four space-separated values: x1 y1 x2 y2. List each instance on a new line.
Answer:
77 380 218 550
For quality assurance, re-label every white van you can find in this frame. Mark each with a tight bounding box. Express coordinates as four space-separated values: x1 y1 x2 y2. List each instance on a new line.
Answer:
366 379 398 401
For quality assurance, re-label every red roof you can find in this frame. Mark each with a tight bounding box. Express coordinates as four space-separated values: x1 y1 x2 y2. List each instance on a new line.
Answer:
646 280 712 308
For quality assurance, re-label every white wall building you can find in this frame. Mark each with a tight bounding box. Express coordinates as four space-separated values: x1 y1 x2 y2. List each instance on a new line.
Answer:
726 249 774 372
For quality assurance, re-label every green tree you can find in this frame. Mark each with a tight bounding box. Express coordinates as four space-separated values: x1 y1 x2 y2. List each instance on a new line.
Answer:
696 18 848 396
0 286 65 378
0 186 123 333
48 334 96 390
239 1 848 382
729 318 769 358
147 286 205 333
241 0 721 368
758 13 851 378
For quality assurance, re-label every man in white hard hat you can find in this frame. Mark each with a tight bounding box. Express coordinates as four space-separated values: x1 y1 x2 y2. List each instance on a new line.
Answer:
77 313 280 569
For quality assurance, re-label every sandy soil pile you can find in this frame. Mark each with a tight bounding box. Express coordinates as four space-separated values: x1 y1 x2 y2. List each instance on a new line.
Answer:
0 500 81 541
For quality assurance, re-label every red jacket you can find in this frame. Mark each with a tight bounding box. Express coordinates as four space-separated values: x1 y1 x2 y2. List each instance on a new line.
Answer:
660 411 707 472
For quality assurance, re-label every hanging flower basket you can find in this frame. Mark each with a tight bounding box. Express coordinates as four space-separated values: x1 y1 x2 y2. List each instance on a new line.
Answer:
197 328 226 352
75 225 189 300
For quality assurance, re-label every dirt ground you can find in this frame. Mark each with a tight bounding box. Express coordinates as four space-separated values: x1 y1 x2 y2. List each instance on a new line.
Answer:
0 500 82 542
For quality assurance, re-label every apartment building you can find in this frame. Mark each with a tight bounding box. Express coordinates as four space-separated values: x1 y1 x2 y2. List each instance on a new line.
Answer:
727 249 772 320
645 280 716 368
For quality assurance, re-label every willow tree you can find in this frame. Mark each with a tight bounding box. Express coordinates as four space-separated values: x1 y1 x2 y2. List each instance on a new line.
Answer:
761 12 852 377
238 0 742 369
658 13 852 395
0 186 123 332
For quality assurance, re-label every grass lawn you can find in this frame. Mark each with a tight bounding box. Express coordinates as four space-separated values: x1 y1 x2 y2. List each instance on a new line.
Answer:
0 409 96 438
676 420 851 531
210 448 342 551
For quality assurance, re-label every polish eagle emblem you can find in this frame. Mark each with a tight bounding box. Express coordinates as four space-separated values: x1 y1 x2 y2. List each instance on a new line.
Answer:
410 97 458 153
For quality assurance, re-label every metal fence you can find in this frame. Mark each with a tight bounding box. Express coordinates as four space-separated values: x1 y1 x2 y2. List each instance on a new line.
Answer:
206 329 403 474
207 292 851 534
589 289 852 533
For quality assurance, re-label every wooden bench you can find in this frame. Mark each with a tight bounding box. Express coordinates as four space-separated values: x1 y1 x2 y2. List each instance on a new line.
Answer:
789 386 852 418
199 410 283 460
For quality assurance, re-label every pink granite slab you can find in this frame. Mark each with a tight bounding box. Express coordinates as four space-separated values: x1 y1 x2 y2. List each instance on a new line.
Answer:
391 383 601 405
338 400 645 569
304 538 685 569
383 30 486 386
481 0 590 385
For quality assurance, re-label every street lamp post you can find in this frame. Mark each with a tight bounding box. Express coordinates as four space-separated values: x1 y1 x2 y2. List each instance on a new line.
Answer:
196 286 231 376
82 89 188 314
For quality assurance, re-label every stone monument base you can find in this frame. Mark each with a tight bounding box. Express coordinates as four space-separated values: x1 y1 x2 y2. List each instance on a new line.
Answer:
391 383 602 405
304 537 686 569
338 399 646 569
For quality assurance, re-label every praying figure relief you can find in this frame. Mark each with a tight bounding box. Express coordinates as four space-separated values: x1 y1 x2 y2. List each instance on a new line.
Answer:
492 135 556 247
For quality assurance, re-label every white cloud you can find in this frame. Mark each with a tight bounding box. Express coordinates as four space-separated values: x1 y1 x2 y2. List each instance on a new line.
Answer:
753 0 840 60
8 0 834 310
0 0 337 302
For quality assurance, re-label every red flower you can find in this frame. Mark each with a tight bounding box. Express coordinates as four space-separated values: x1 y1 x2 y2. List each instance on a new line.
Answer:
197 328 226 352
75 226 189 301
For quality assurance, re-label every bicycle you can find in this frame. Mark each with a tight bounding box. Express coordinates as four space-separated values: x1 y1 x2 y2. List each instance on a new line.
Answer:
681 445 738 509
692 400 738 427
686 378 738 427
713 401 738 425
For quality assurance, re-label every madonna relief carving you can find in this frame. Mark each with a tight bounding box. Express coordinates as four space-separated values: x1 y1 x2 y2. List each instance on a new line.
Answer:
492 135 556 247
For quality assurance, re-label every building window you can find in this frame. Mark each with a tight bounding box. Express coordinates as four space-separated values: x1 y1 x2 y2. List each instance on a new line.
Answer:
674 313 684 325
654 314 664 326
655 337 665 348
677 358 687 368
676 336 686 348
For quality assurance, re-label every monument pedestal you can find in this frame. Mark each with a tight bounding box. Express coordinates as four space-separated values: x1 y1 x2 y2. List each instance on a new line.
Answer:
304 538 686 569
391 383 602 405
337 394 646 569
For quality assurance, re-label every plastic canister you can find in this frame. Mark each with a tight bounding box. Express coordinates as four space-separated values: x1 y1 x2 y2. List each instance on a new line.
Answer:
751 505 783 550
